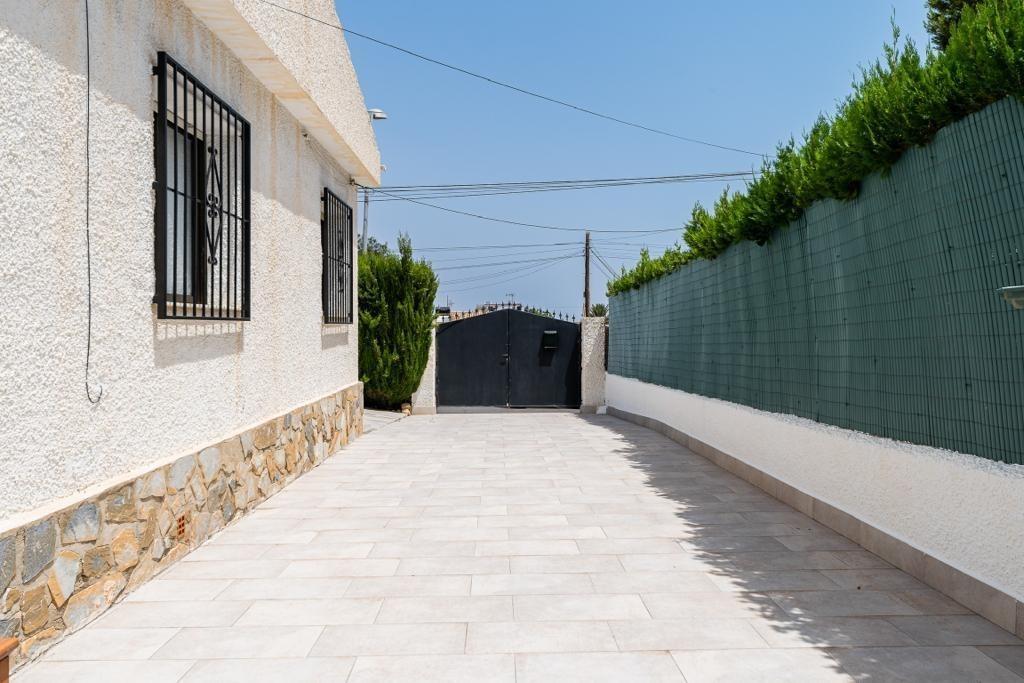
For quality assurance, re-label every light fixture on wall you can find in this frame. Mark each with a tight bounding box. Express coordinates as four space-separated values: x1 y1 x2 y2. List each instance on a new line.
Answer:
367 108 388 121
998 285 1024 310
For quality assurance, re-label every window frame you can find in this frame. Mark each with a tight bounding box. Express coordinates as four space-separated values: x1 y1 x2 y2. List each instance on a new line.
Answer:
321 187 354 325
153 51 251 321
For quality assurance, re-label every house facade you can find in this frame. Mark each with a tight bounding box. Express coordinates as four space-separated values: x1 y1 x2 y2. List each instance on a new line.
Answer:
0 0 378 663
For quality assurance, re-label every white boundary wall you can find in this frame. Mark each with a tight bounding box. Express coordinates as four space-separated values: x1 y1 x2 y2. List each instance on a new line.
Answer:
607 374 1024 601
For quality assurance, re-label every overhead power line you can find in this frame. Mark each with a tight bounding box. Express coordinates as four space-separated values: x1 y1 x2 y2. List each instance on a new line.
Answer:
362 172 754 201
255 0 763 156
440 255 577 293
370 188 679 234
414 240 580 252
433 252 580 272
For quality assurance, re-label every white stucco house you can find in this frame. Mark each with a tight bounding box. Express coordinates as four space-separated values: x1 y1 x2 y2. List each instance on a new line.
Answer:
0 0 378 665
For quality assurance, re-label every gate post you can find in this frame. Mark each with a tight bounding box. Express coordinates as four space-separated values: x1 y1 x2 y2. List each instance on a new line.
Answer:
410 327 437 414
580 316 607 413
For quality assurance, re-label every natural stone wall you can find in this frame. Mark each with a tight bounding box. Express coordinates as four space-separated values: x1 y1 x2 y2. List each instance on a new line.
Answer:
0 383 363 669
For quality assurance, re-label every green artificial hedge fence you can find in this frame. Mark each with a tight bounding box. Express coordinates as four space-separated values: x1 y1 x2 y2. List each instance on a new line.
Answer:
609 0 1024 295
609 97 1024 465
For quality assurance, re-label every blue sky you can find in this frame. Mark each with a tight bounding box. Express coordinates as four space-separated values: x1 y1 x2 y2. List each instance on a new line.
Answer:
337 1 930 315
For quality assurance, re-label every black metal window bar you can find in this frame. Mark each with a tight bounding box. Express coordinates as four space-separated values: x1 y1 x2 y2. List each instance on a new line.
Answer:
153 52 251 320
321 188 354 324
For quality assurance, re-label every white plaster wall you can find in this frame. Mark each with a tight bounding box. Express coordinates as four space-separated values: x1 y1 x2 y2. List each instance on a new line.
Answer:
0 0 365 517
580 317 606 410
410 328 437 415
184 0 381 184
607 374 1024 601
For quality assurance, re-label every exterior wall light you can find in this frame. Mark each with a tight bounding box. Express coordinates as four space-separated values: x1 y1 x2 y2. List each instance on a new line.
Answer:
998 285 1024 310
367 108 388 121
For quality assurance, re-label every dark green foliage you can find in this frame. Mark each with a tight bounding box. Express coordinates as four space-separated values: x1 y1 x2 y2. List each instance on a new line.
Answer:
589 303 608 317
359 235 390 255
608 0 1024 296
927 0 985 49
358 234 439 408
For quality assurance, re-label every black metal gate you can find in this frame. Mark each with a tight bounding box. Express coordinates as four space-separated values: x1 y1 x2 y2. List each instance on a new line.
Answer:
436 309 581 408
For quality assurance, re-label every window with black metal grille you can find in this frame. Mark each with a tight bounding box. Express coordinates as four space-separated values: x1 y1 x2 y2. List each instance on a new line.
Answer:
153 52 251 320
321 188 354 325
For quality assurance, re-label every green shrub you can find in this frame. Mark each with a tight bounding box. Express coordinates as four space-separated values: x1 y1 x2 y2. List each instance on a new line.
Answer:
608 0 1024 296
358 234 439 408
927 0 985 49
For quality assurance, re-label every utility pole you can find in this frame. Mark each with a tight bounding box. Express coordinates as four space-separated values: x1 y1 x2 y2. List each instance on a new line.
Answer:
361 190 369 253
583 231 591 317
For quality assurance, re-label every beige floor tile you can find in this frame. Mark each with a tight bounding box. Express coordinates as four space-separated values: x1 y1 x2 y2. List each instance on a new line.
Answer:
829 646 1023 682
182 544 271 562
578 538 686 555
514 594 650 621
707 569 841 592
820 568 927 591
770 590 921 617
977 646 1024 678
160 559 290 580
92 600 251 629
776 534 860 552
234 598 382 626
890 589 973 615
467 621 617 653
643 592 785 620
261 542 376 560
347 654 515 683
508 526 606 540
215 577 353 600
376 595 513 623
750 616 919 648
310 623 467 656
344 575 471 597
590 570 719 594
152 626 324 659
472 573 593 596
280 559 399 577
510 555 623 574
182 657 355 682
410 527 508 542
396 556 510 575
610 618 767 651
369 541 477 558
672 648 852 682
16 661 194 683
717 551 850 571
123 579 231 602
476 540 579 556
885 615 1023 645
43 627 180 661
515 652 685 683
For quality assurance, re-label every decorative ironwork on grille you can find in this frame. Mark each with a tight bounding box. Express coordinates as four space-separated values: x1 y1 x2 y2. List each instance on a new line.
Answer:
321 188 354 324
153 52 251 320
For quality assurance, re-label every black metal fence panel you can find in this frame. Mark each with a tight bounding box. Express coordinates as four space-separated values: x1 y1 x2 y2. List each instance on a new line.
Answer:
322 188 354 325
609 98 1024 465
154 52 251 320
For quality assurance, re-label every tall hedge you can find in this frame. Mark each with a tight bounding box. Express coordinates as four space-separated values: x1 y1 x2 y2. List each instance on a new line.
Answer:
608 0 1024 295
358 234 439 408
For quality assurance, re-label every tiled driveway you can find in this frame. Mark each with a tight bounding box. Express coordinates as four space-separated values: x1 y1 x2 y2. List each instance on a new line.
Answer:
19 413 1024 682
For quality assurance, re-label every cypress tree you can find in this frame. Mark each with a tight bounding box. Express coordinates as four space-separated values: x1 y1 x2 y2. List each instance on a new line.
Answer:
358 234 439 408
